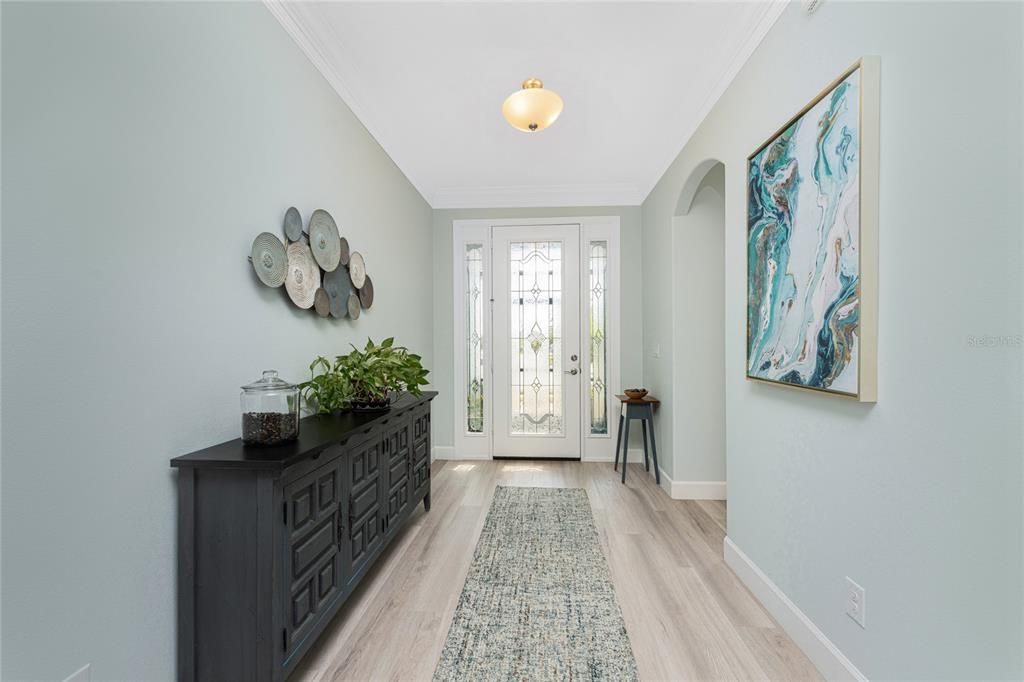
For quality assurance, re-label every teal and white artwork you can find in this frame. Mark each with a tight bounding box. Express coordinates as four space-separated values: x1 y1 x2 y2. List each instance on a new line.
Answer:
747 64 874 398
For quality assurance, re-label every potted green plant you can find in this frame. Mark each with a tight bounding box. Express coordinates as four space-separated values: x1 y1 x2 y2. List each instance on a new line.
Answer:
299 337 429 414
298 356 353 415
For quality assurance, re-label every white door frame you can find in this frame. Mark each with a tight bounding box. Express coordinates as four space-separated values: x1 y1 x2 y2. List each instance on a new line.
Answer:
452 216 621 461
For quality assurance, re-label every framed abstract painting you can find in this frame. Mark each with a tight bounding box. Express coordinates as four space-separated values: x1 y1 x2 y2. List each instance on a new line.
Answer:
746 58 879 402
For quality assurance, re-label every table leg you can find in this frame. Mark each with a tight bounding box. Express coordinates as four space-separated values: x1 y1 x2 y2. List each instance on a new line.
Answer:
641 419 650 472
613 411 624 471
621 417 630 484
647 408 661 485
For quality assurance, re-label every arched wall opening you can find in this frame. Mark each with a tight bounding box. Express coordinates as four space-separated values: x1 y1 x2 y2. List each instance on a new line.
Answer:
670 160 726 497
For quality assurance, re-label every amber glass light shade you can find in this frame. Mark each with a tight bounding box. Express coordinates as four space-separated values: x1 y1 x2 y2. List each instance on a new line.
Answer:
502 79 564 132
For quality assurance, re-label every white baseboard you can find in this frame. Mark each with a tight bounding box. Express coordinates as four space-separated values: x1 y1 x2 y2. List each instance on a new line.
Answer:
724 537 866 682
431 446 454 461
652 467 726 500
63 664 91 682
434 447 649 463
674 479 727 500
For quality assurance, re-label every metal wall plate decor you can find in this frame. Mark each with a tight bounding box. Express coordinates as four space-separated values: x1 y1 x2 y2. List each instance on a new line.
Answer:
283 207 303 242
358 275 374 309
348 251 366 288
285 241 320 309
323 265 354 319
313 287 331 318
347 293 361 319
308 209 342 272
250 232 288 287
338 236 350 267
248 207 375 320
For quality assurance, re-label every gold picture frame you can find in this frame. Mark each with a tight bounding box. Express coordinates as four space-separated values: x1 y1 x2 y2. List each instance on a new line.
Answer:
745 57 879 402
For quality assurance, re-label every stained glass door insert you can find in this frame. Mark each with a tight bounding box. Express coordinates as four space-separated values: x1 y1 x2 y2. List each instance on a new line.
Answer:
492 226 580 457
509 241 563 435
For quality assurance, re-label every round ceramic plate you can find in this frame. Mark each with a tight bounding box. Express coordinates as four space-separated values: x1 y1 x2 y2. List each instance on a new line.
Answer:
313 287 331 317
323 265 354 318
358 274 374 309
308 209 342 272
283 206 303 242
250 232 288 288
348 251 366 288
347 293 361 319
285 241 320 309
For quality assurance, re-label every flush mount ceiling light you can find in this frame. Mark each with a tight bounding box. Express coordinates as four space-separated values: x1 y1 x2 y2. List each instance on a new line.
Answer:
502 78 564 132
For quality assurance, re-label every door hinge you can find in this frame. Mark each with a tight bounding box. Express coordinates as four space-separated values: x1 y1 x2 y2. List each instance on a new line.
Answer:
282 501 287 525
282 628 287 651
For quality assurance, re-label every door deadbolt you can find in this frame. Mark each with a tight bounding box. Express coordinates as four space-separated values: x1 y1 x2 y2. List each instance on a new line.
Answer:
570 354 578 362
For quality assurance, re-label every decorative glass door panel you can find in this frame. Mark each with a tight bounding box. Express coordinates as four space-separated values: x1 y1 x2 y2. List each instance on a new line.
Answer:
509 240 563 435
493 226 581 457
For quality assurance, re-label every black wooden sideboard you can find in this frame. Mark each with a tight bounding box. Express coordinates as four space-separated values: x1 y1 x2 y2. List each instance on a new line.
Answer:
170 391 436 681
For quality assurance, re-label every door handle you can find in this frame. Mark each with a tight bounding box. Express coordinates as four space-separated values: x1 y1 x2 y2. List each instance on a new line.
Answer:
565 368 579 376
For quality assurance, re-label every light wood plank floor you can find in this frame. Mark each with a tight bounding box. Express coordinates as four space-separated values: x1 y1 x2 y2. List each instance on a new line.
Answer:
295 460 821 681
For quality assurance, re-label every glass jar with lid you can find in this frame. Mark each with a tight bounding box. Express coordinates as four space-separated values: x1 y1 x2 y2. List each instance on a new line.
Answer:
240 370 300 445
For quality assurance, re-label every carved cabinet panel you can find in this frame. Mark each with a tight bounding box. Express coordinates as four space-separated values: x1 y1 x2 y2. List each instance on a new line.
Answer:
411 407 431 499
282 460 342 652
342 435 383 586
383 419 412 535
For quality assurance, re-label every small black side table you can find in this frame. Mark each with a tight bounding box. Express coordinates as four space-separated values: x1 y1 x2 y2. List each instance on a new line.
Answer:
614 394 661 485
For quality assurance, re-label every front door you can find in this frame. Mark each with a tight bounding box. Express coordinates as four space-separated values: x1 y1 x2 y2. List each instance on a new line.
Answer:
492 225 582 458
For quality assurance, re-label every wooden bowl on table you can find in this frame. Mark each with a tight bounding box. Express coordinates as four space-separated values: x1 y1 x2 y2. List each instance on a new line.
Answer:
624 388 648 401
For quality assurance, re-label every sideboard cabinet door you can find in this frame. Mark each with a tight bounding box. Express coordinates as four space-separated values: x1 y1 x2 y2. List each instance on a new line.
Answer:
342 436 383 587
383 419 412 535
411 407 431 499
282 458 344 654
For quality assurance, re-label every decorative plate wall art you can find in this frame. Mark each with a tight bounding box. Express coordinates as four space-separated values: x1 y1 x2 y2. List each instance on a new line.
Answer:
284 241 320 309
746 58 879 402
249 207 375 319
250 232 288 288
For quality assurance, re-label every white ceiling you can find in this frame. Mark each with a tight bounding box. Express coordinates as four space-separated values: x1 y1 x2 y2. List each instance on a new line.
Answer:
267 1 787 208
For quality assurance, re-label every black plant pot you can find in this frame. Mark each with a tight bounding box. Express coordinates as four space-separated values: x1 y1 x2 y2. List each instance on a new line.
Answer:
350 396 392 413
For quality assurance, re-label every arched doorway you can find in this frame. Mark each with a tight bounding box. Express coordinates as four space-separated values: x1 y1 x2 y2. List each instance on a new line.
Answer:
670 160 726 498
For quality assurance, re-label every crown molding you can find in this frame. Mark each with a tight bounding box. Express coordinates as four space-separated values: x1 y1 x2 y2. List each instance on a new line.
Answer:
639 0 790 203
432 183 644 209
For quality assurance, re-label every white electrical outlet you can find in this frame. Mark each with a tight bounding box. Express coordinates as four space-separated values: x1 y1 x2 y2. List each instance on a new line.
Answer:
845 577 866 628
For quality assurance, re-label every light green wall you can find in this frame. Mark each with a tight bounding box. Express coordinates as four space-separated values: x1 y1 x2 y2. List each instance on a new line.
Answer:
642 1 1023 678
431 207 647 461
670 166 725 484
1 2 432 679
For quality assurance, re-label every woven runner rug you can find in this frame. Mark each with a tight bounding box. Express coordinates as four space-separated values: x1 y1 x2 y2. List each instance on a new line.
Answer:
433 486 639 681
